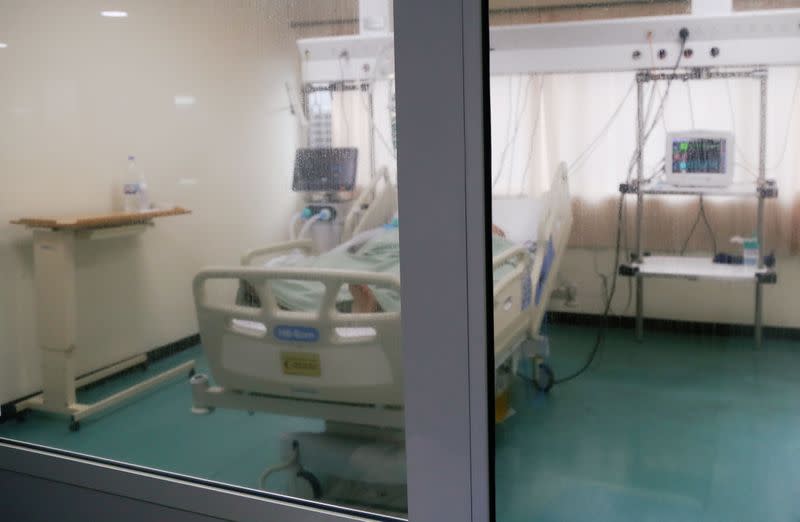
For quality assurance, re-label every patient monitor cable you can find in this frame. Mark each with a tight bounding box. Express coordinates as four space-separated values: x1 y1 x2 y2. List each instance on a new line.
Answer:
550 29 690 387
551 193 625 386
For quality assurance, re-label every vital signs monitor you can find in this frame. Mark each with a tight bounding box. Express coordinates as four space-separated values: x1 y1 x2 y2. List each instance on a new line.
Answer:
665 131 734 188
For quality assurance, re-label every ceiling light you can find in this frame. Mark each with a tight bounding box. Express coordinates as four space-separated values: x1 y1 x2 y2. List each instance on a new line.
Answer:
0 42 8 49
174 95 196 106
101 11 128 18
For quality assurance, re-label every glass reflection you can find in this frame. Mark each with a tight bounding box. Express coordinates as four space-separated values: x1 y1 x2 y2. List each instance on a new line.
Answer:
0 0 406 516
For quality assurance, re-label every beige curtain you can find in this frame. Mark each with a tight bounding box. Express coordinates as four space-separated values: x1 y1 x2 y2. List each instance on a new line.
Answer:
491 68 800 254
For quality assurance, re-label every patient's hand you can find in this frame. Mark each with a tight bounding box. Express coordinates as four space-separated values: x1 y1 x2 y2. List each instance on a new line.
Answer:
349 284 380 313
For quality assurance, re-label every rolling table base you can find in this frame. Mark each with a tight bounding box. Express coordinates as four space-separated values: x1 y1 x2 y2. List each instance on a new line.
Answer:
17 357 195 430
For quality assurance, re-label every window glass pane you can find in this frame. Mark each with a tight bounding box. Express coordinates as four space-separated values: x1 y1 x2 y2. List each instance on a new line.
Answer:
490 5 800 522
0 0 407 516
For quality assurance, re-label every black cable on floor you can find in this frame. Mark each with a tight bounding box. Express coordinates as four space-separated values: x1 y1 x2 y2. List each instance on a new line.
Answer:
553 193 624 385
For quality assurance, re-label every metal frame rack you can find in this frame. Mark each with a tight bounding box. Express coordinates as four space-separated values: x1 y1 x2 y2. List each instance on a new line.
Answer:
619 66 778 349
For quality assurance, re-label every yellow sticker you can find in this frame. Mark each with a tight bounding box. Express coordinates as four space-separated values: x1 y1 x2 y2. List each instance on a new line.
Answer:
280 352 321 377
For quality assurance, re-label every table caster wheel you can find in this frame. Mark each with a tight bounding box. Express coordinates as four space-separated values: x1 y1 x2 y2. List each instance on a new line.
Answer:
69 419 81 432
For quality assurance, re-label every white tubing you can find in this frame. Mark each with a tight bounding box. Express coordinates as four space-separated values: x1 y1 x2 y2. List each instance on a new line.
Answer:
297 213 323 240
288 211 303 240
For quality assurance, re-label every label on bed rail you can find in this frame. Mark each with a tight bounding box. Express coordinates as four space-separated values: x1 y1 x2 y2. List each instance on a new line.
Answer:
274 325 320 343
280 351 321 377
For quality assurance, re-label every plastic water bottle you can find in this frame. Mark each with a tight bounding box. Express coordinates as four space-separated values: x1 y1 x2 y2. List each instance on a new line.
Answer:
742 237 759 267
123 155 149 212
731 235 759 266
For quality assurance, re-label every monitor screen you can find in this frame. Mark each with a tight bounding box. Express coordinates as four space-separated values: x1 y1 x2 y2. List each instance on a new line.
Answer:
292 147 358 192
671 138 727 174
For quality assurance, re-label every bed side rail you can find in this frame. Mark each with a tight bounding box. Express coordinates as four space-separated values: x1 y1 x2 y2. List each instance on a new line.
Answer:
193 266 403 407
240 239 315 266
195 266 401 328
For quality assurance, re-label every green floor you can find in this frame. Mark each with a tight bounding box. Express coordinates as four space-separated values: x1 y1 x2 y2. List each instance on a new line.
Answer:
2 325 800 521
497 325 800 522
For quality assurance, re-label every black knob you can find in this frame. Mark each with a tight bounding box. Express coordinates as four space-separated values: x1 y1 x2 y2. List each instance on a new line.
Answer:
658 48 667 60
711 47 720 57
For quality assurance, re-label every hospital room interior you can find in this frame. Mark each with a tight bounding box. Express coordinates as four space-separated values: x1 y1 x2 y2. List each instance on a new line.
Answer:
1 0 800 520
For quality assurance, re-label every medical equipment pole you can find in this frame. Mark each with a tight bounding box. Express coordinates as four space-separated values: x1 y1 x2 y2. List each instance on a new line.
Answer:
755 71 768 349
635 74 645 341
369 85 376 180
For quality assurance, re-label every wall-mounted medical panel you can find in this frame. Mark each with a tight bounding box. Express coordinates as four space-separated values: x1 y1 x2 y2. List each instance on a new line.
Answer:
490 9 800 74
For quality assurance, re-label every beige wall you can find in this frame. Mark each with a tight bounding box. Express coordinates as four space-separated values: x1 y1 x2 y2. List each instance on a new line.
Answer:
0 0 310 403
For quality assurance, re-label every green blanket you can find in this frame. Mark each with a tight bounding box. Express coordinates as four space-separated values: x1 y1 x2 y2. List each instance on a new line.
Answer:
268 228 520 313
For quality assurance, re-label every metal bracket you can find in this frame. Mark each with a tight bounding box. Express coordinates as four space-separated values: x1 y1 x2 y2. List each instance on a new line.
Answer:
757 271 777 284
758 180 778 199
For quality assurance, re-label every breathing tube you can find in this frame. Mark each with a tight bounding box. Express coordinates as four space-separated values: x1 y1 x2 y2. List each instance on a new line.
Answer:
288 211 304 240
297 208 333 239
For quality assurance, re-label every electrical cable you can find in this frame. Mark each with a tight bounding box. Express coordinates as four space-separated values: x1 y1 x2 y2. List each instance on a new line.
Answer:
553 193 625 385
727 70 800 172
567 79 636 174
770 68 800 171
491 77 520 189
337 55 352 143
554 29 690 387
679 196 717 255
625 36 688 184
493 75 534 188
519 75 544 195
736 161 760 179
686 81 696 129
700 198 718 255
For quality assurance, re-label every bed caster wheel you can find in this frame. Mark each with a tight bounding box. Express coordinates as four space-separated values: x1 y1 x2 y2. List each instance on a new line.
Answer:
295 470 323 500
188 368 196 379
69 419 81 432
533 363 555 393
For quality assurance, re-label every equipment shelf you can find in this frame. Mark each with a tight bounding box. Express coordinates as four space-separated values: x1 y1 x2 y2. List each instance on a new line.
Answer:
620 66 775 349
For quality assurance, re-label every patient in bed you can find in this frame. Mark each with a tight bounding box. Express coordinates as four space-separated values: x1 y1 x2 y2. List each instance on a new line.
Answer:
239 220 513 314
349 224 508 313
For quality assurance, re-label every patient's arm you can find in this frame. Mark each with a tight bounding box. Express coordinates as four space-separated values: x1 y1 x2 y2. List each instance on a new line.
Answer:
349 284 381 313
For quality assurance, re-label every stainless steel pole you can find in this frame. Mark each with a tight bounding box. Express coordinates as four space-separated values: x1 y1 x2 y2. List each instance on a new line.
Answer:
755 72 768 349
635 75 645 341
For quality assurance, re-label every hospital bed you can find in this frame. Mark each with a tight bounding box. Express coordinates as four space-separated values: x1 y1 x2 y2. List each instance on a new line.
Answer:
190 163 572 509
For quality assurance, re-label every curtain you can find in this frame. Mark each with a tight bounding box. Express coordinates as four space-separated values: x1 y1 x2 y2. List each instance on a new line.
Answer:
490 67 800 254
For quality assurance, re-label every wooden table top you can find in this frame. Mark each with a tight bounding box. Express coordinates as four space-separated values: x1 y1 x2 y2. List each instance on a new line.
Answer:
11 207 191 230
